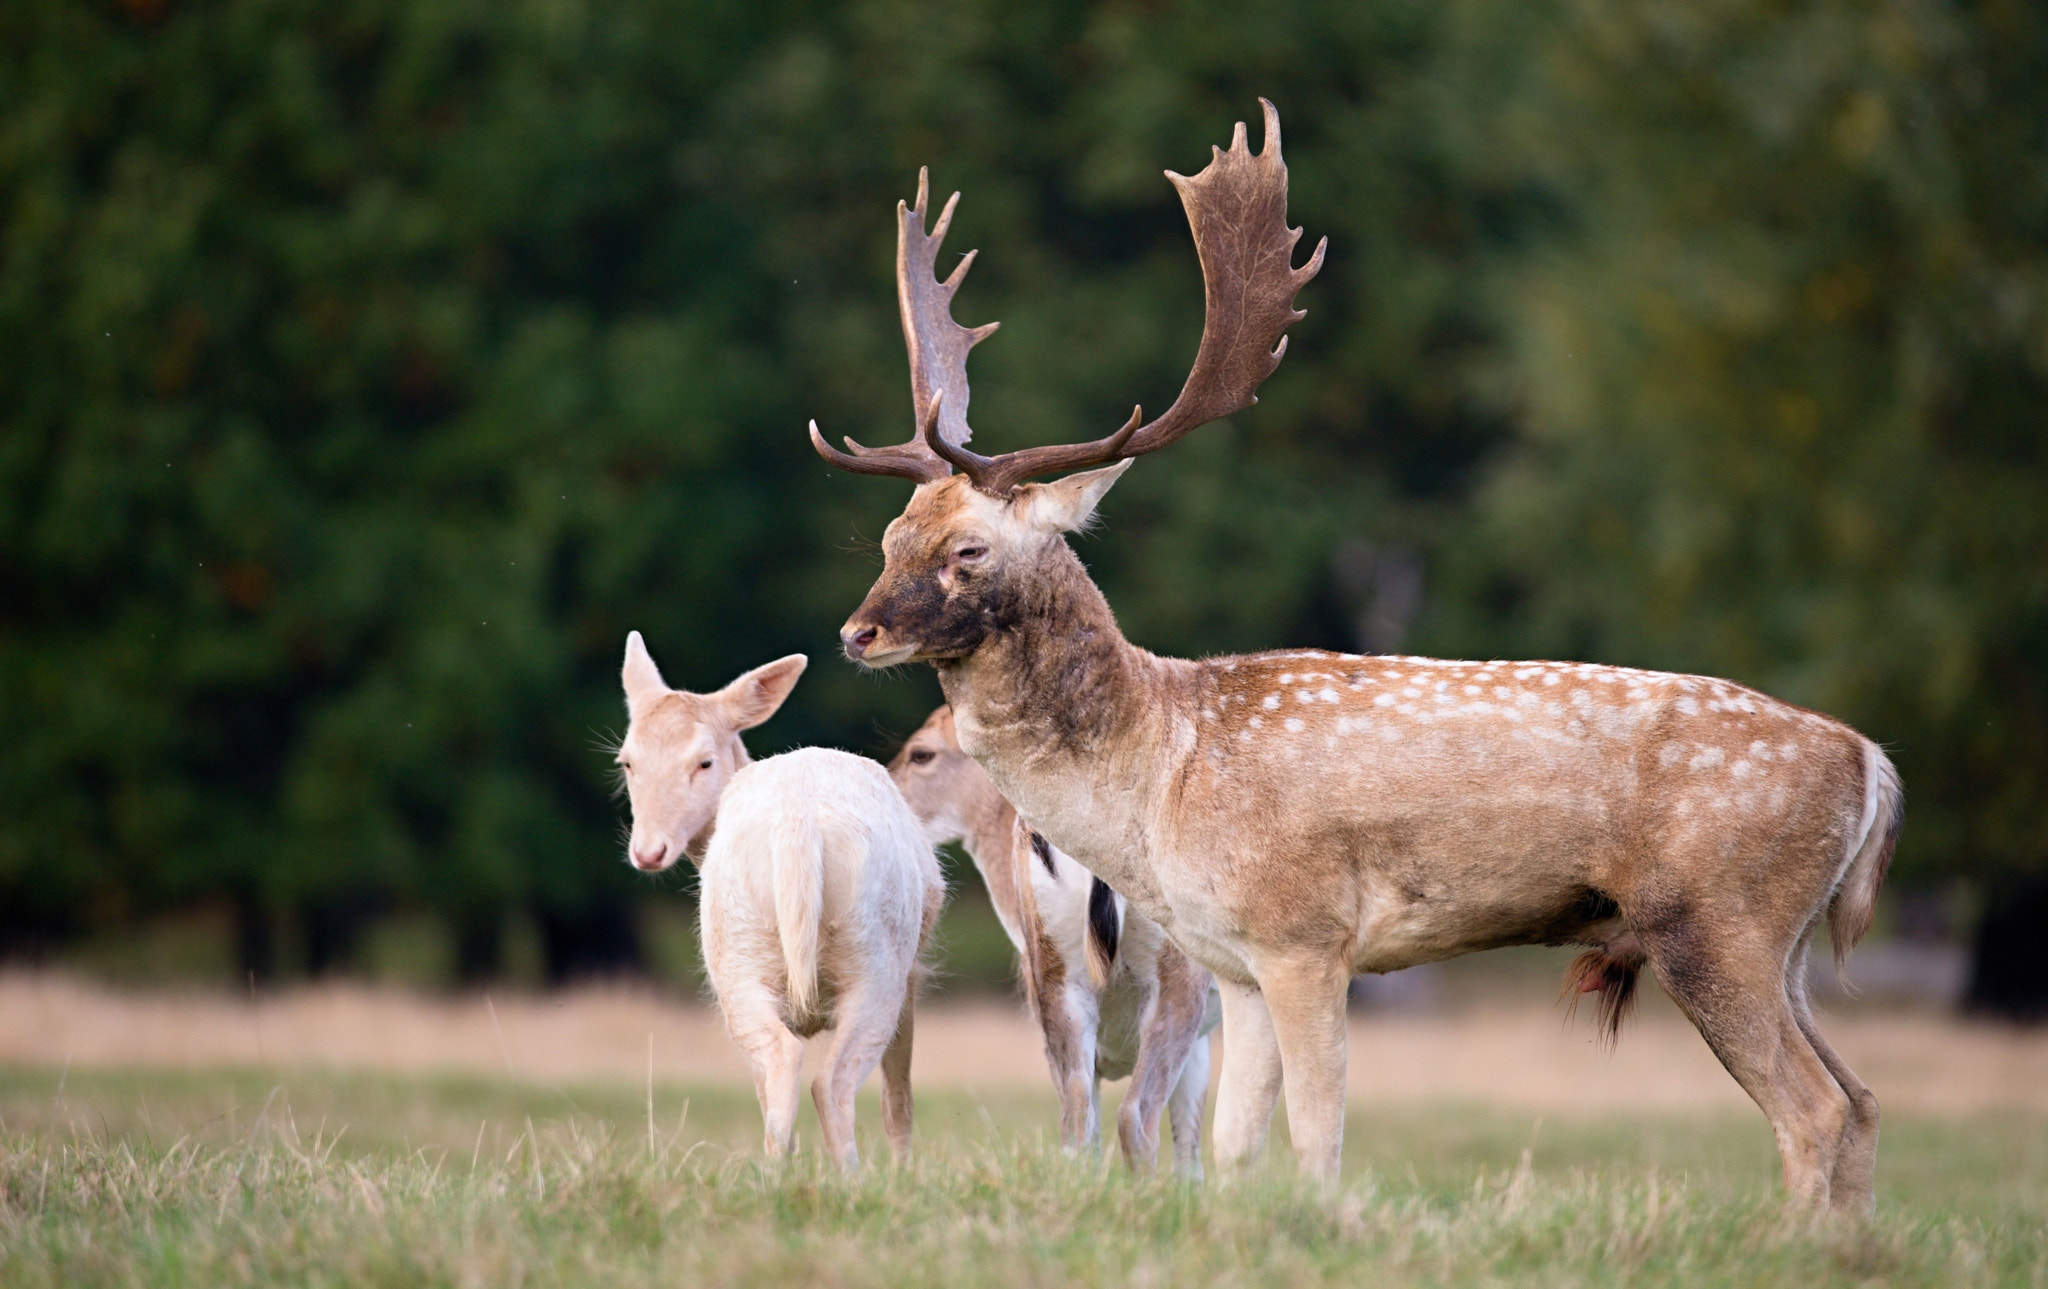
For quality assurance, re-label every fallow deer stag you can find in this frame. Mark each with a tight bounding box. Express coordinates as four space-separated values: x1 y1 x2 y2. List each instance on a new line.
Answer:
810 100 1903 1214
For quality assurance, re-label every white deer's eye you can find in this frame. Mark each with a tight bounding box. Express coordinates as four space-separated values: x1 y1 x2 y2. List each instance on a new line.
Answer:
908 748 936 765
697 759 714 771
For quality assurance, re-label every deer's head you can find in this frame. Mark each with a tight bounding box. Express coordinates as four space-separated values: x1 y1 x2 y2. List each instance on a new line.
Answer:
886 704 1004 845
815 100 1323 670
615 632 806 872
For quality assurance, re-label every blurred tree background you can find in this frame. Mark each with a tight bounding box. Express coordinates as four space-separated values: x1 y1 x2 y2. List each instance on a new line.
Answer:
1 0 2041 1007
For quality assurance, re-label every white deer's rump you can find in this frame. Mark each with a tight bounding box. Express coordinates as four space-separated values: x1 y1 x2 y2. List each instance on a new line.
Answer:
698 748 943 1169
702 750 935 1039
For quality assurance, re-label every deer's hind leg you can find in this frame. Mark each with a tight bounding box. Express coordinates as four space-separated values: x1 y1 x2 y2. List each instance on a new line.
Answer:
1787 934 1880 1217
1116 954 1211 1174
811 966 913 1172
1165 1026 1212 1180
878 975 918 1164
720 984 806 1161
1637 900 1850 1210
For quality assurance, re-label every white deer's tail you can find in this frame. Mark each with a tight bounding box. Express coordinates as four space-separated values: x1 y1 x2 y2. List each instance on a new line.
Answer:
773 810 826 1022
1830 740 1905 969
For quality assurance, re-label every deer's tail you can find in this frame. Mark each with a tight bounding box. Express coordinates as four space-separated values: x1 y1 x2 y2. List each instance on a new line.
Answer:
772 809 825 1024
1830 740 1904 969
1082 878 1122 990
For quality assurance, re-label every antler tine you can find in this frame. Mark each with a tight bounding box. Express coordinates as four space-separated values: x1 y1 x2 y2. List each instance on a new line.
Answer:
933 98 1321 496
1116 97 1323 459
898 173 994 454
811 167 1002 485
926 402 1145 493
808 419 950 484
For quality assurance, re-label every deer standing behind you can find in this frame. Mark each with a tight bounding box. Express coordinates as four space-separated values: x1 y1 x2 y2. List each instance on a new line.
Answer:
811 101 1904 1214
890 705 1219 1176
616 632 944 1169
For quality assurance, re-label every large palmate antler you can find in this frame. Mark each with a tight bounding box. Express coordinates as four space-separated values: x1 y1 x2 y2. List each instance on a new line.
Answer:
929 100 1324 495
811 99 1324 496
807 169 998 485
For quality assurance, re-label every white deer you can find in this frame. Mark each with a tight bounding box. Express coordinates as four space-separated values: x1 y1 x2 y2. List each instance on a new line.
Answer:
889 705 1219 1176
808 101 1904 1214
617 632 943 1169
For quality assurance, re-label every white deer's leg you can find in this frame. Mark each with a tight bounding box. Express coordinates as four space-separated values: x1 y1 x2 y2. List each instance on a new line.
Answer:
1211 977 1282 1172
878 984 918 1164
1258 954 1351 1183
1035 971 1101 1155
812 969 913 1172
722 987 805 1161
1166 1029 1212 1180
1117 955 1211 1173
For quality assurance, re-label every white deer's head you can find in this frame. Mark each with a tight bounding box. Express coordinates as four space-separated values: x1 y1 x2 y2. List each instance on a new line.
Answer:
616 632 806 871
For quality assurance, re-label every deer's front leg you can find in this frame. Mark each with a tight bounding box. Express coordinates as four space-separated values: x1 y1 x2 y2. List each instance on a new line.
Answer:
1259 953 1351 1183
1211 977 1283 1172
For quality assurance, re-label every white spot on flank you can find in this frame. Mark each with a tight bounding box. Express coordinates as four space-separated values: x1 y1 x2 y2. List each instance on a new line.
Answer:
1543 673 1561 686
1779 741 1800 760
1374 693 1396 708
1677 696 1700 716
1689 746 1725 770
1284 717 1304 733
1297 690 1315 704
1202 708 1216 722
1262 694 1280 710
1279 673 1295 684
1749 739 1772 761
1319 687 1340 703
1403 686 1423 699
1731 760 1752 778
1248 715 1264 729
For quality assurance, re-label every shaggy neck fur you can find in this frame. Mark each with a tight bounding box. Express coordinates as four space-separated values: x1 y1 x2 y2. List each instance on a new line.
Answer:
934 538 1189 901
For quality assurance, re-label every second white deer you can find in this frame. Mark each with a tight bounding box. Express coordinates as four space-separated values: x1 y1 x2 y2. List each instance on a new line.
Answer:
617 632 943 1169
890 705 1218 1176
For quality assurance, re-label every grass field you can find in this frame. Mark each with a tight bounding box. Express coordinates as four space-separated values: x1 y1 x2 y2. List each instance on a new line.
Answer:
2 1059 2044 1288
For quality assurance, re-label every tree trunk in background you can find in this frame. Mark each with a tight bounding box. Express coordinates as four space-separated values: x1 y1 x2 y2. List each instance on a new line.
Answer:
452 911 505 986
1964 877 2048 1023
232 887 276 985
537 900 643 986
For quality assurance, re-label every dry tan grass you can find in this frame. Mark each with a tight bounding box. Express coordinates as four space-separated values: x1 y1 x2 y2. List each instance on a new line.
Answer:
1 969 2042 1115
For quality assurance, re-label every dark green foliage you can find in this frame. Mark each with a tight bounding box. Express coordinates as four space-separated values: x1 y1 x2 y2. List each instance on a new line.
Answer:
1 0 2041 971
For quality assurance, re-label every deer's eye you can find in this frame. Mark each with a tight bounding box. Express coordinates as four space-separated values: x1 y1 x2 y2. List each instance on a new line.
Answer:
908 748 936 765
955 544 988 563
697 759 714 771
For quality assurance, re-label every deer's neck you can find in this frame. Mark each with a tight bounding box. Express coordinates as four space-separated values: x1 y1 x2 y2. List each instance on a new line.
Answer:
934 542 1186 903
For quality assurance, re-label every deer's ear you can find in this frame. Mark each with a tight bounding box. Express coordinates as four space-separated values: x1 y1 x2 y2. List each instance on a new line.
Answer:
1013 459 1132 533
712 654 808 731
622 631 669 714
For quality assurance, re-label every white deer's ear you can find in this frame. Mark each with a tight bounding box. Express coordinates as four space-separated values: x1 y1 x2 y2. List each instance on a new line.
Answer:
1013 459 1133 533
712 654 808 731
622 631 670 712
